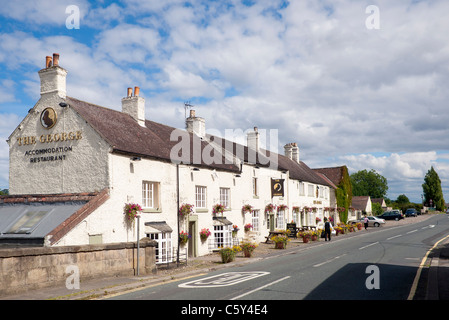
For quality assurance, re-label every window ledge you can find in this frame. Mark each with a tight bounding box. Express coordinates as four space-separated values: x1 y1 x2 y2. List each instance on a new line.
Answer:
196 208 209 213
143 208 162 213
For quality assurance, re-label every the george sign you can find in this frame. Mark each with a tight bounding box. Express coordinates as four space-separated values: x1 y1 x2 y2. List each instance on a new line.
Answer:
40 107 58 129
271 178 284 197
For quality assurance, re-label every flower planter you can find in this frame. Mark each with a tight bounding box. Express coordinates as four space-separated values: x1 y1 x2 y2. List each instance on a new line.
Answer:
302 237 310 243
221 252 235 263
243 249 253 257
275 241 286 249
311 235 318 241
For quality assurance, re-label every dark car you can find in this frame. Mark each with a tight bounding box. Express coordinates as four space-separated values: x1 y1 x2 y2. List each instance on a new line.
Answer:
378 211 404 221
405 208 418 217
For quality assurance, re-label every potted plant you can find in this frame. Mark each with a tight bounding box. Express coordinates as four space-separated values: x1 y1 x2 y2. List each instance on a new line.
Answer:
298 231 312 243
240 242 257 257
199 228 211 242
271 234 290 249
219 246 241 263
311 230 321 241
315 217 321 224
242 204 253 214
179 231 190 245
232 225 239 238
356 222 363 230
244 223 253 232
212 204 225 215
179 203 194 219
123 203 142 225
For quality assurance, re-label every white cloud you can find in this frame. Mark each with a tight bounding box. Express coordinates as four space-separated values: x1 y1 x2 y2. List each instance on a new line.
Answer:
1 0 449 201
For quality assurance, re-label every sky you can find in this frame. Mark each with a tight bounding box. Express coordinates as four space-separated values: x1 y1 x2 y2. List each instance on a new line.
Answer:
1 0 449 203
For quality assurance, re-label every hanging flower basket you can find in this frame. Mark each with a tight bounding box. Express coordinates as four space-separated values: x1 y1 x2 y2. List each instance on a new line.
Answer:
241 204 253 214
316 217 322 224
265 203 276 214
179 203 194 219
292 206 300 214
232 225 239 238
123 203 142 225
179 231 191 245
212 204 225 215
199 228 211 242
278 204 288 212
244 223 253 232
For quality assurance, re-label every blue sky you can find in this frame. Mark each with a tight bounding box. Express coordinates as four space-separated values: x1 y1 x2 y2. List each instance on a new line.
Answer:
1 0 449 203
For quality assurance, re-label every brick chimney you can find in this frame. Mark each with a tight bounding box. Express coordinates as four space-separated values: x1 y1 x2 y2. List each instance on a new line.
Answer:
121 86 146 127
38 53 67 99
186 109 206 138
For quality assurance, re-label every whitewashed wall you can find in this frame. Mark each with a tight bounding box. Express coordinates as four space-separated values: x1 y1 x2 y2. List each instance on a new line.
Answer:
8 95 110 195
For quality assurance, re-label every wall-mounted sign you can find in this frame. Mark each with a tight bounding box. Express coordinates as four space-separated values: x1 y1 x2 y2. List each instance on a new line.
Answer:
271 178 284 197
40 107 57 129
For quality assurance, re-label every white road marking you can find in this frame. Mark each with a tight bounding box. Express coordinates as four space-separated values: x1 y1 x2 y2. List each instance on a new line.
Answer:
406 229 418 234
386 234 402 240
230 276 291 300
178 271 270 288
313 254 346 267
359 242 379 250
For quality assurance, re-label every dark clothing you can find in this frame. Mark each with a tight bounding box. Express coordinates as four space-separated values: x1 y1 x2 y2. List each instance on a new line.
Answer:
324 221 331 241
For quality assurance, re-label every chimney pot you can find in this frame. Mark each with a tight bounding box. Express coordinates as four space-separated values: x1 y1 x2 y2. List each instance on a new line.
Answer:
134 86 140 96
189 109 196 118
45 56 52 68
127 87 132 97
52 53 59 66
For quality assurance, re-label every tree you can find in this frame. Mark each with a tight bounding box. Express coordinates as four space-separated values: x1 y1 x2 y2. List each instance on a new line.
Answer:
396 194 409 204
422 166 445 211
336 166 352 223
350 169 388 199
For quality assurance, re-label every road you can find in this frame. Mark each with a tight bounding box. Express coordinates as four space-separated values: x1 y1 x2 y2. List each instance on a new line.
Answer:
108 214 449 301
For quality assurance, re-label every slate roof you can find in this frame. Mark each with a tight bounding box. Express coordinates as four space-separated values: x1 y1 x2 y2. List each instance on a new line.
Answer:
67 96 331 187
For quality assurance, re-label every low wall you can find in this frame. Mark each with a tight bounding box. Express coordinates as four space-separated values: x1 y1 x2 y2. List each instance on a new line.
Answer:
0 239 157 296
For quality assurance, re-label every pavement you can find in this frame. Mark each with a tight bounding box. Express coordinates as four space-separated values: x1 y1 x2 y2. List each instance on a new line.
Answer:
1 214 448 300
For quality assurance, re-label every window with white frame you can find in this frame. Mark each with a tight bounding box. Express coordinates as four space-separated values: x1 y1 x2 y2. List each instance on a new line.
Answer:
253 177 258 197
220 187 230 209
276 209 285 229
213 225 232 249
308 184 314 197
299 182 305 196
195 186 207 209
252 210 260 232
147 232 172 264
142 181 160 209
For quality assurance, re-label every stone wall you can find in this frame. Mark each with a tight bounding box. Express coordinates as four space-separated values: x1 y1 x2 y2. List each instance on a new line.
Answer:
0 239 156 296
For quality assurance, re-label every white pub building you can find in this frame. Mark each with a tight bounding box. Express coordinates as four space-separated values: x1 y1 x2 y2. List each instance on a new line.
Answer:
1 54 338 263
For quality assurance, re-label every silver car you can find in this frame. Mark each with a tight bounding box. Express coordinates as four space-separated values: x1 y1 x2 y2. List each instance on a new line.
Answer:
359 216 385 227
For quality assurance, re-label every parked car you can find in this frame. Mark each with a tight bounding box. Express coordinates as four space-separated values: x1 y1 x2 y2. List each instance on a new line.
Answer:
352 216 386 227
405 208 418 217
378 210 404 221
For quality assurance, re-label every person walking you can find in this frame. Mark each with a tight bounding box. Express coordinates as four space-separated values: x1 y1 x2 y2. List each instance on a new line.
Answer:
364 215 369 230
324 217 333 241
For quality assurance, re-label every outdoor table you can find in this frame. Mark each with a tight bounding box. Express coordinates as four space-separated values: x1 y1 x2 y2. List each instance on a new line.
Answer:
265 231 285 243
